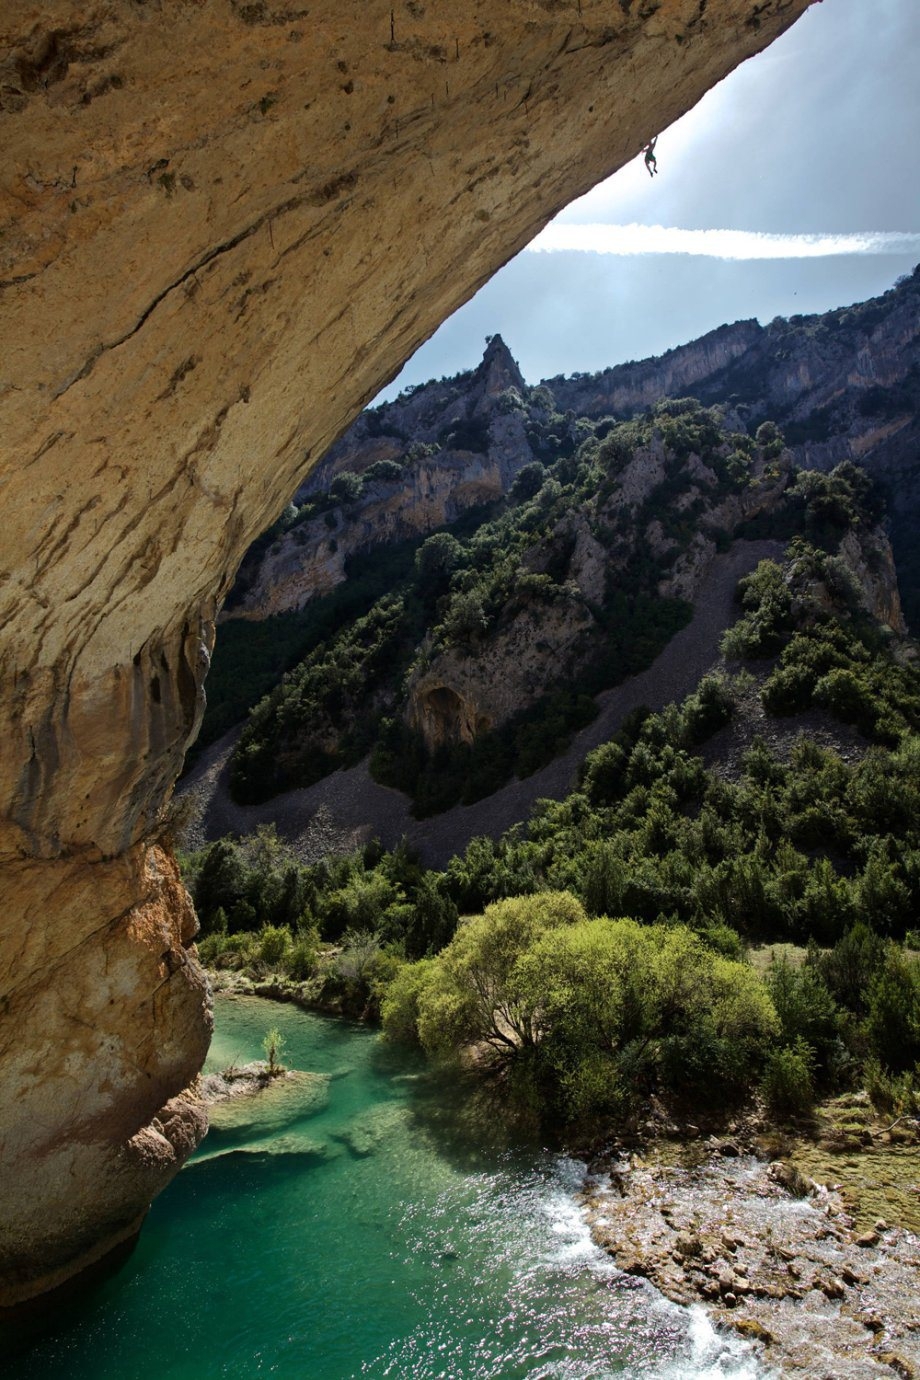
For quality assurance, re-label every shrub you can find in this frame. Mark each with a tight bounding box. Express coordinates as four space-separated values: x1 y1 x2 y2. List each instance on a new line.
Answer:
214 931 258 967
330 471 363 504
814 667 880 735
580 842 626 918
766 956 839 1079
761 1039 815 1117
414 531 464 593
510 461 548 503
721 560 793 659
334 929 384 985
196 933 229 967
579 739 628 805
761 663 814 715
257 924 292 968
381 959 436 1045
681 675 734 745
262 1027 287 1076
821 923 887 1014
319 871 399 941
363 458 403 484
866 950 920 1072
288 930 321 979
404 875 458 958
863 1058 919 1117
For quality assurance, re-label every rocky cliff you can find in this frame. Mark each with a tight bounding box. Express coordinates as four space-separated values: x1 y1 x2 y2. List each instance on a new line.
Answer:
228 336 532 618
405 424 792 756
222 399 813 816
544 269 920 448
231 269 920 629
1 0 812 1304
300 331 530 496
546 268 920 620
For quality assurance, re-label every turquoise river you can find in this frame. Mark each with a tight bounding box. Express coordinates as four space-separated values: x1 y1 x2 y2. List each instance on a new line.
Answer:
5 995 764 1379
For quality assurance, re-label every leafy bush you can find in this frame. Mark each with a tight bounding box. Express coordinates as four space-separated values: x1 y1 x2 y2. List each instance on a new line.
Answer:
363 459 404 484
766 957 839 1081
257 924 292 968
681 675 734 745
288 931 321 980
720 560 792 659
863 1058 919 1117
866 950 920 1072
330 471 363 504
761 1039 815 1117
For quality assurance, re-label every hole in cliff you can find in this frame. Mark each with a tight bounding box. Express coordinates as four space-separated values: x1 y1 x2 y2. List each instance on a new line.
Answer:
150 675 162 705
423 685 464 746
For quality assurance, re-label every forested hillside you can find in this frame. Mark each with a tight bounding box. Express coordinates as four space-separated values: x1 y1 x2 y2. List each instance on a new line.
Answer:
180 274 920 1134
197 268 920 790
225 399 789 812
182 486 920 1128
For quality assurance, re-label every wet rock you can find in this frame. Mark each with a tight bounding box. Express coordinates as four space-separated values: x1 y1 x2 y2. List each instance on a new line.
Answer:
674 1231 703 1260
734 1318 774 1345
856 1230 881 1248
877 1353 916 1379
582 1134 920 1380
769 1160 815 1197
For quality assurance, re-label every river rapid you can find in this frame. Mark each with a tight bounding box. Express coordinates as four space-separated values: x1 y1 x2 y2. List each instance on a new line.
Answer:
5 996 764 1379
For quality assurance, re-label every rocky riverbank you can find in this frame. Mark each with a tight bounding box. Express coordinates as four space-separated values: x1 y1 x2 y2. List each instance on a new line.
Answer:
583 1115 920 1379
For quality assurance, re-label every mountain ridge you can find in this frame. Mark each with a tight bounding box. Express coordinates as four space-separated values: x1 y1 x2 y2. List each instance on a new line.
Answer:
226 268 920 631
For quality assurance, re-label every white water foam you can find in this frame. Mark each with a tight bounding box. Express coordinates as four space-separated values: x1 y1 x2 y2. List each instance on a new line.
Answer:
537 1157 766 1380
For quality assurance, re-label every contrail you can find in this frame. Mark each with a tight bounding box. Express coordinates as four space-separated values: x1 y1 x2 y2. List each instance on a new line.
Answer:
526 223 920 260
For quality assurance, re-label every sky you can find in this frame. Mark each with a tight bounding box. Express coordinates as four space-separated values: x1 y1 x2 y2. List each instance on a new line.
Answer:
379 0 920 398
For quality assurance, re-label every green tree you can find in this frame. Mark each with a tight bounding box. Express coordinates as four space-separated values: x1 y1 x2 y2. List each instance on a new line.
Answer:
761 1039 815 1117
405 874 458 958
262 1027 287 1075
330 471 363 504
766 956 839 1079
820 923 887 1014
407 892 586 1060
866 950 920 1072
510 461 547 503
415 531 464 595
193 838 247 930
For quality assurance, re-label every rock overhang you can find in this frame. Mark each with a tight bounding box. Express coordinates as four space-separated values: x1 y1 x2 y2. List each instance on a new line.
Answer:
0 0 812 1304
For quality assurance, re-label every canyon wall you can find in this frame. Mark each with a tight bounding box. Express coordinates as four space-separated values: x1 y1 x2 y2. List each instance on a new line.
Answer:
0 0 811 1303
228 336 530 620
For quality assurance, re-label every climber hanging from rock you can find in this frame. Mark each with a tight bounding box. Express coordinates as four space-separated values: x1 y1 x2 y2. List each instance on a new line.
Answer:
643 136 659 177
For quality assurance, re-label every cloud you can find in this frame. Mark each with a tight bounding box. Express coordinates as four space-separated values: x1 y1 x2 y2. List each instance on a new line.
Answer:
526 223 920 261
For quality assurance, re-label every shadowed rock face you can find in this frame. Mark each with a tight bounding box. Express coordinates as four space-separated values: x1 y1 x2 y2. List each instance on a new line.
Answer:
0 0 810 1303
